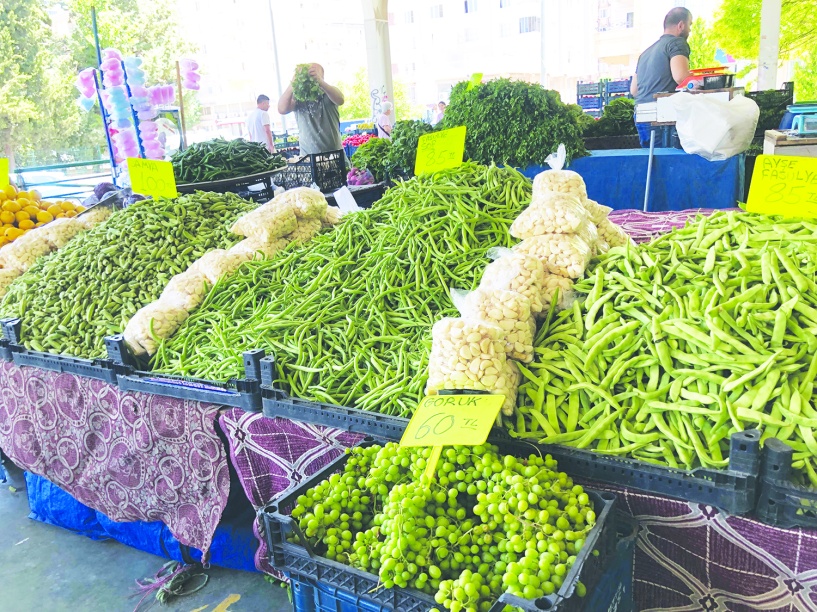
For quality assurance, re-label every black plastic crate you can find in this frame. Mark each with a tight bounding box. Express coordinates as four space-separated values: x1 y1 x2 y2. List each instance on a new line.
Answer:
584 135 641 151
263 365 760 515
263 438 619 612
105 335 263 412
578 81 603 97
324 182 387 210
176 167 286 203
0 318 117 383
755 438 817 529
279 150 347 193
746 83 794 137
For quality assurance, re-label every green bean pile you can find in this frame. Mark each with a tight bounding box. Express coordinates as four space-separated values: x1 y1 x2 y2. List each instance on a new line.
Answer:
0 193 254 358
172 139 286 183
151 163 532 416
511 211 817 484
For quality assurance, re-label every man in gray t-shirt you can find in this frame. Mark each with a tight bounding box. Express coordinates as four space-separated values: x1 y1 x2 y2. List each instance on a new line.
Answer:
278 64 344 156
631 8 693 146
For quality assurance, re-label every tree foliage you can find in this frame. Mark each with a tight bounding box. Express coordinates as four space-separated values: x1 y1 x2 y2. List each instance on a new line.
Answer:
337 68 422 122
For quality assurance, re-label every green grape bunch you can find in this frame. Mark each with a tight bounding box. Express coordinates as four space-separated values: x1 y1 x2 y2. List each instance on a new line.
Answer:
290 443 599 612
292 64 323 102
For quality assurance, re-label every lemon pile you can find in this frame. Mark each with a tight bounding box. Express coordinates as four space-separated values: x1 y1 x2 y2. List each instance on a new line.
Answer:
0 185 86 248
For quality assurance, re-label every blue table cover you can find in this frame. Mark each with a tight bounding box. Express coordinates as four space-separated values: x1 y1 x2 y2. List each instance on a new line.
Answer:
522 149 745 212
25 472 258 572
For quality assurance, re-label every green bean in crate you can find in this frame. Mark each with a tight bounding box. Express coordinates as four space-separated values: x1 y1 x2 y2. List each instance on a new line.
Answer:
512 211 817 485
172 138 286 183
0 193 255 358
151 163 532 417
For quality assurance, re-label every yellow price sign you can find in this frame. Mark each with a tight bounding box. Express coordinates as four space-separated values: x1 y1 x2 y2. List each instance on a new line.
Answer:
400 394 504 448
127 158 178 199
414 126 467 176
466 72 483 91
0 158 9 188
746 155 817 218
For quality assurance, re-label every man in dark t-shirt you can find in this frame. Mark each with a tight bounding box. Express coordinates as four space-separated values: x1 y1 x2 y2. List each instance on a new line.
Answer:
630 8 693 147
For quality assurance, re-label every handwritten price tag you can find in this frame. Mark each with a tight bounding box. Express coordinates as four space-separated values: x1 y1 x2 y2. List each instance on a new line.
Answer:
414 126 467 176
746 155 817 218
0 158 9 188
127 158 178 199
400 394 505 448
466 73 483 91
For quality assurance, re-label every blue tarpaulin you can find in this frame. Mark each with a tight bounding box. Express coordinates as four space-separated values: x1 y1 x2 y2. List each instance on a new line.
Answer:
522 149 745 212
25 472 258 572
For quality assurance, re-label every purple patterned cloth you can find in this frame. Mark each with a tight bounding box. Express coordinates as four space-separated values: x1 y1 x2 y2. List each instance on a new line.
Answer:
218 409 363 574
0 362 230 557
581 482 817 612
608 208 727 243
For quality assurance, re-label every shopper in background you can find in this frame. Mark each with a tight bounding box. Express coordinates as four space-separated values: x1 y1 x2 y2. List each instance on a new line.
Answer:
245 95 275 152
376 102 393 138
278 64 344 156
433 101 446 125
630 7 693 147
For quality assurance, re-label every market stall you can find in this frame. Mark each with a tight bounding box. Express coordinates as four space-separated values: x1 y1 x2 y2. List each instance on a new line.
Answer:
4 64 817 612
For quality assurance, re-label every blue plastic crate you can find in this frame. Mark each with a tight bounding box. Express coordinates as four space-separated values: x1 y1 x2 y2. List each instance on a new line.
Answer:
578 96 604 110
605 78 632 95
578 81 603 97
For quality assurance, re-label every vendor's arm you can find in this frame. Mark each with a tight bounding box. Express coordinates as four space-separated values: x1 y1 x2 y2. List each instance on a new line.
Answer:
630 73 638 97
278 85 296 115
264 124 275 152
668 37 692 86
670 55 690 85
309 65 344 106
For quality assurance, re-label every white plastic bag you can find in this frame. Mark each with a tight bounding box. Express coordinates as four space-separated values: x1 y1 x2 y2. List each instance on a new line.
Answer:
673 92 760 161
533 144 588 199
479 248 547 315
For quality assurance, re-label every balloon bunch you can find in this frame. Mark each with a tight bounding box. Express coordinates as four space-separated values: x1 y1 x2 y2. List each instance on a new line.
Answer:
148 84 175 106
122 57 164 160
75 68 97 112
179 59 201 91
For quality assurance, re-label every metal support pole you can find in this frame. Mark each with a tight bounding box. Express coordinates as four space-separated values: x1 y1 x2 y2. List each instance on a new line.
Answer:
175 61 188 148
644 129 656 213
267 0 287 132
91 7 103 67
758 0 782 90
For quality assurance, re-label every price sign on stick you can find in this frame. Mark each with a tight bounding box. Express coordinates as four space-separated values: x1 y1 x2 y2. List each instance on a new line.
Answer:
0 158 9 188
400 394 505 480
127 158 178 199
746 155 817 218
466 73 483 91
414 126 467 176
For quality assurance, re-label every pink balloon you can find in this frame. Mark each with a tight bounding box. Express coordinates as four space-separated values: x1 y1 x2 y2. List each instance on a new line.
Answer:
102 48 122 61
130 85 148 98
182 80 200 91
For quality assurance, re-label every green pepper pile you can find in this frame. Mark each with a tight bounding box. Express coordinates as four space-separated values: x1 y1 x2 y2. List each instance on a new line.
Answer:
0 193 254 358
151 163 531 417
512 211 817 484
172 139 286 183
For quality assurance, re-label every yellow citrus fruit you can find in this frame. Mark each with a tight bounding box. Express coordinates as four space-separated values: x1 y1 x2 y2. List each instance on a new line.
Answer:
18 219 34 230
75 205 86 213
55 213 66 219
2 185 18 198
0 211 14 225
23 206 40 217
0 192 7 203
14 211 30 223
5 226 23 239
2 201 21 213
60 202 75 212
65 210 78 218
36 211 53 223
30 190 42 202
46 205 62 217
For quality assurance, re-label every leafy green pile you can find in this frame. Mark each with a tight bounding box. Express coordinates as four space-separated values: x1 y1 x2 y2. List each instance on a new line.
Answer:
583 98 637 138
350 137 392 182
293 64 322 102
441 79 587 167
384 120 436 179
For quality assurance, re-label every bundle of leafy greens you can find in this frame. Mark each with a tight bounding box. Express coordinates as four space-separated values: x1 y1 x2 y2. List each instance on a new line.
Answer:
350 137 392 182
441 79 587 167
293 64 322 102
583 98 637 138
384 120 436 179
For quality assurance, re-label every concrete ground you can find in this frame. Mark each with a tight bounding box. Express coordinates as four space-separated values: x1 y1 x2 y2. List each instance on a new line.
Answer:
0 462 292 612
